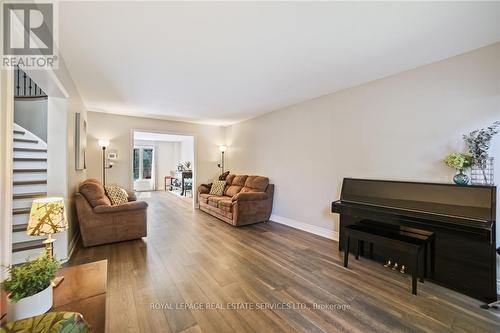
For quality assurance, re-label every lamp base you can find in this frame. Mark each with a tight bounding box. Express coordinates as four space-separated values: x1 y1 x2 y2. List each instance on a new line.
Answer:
52 276 64 288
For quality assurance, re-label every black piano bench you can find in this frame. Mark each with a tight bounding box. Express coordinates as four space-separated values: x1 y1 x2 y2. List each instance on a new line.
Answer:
342 223 433 295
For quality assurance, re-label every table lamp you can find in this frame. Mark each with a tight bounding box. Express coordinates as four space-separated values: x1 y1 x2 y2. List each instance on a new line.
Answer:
27 197 68 286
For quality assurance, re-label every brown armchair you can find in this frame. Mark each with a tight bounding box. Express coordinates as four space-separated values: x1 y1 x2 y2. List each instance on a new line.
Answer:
198 175 274 226
75 179 147 247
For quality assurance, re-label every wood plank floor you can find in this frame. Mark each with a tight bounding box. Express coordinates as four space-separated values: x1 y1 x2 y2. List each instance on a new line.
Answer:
69 191 500 333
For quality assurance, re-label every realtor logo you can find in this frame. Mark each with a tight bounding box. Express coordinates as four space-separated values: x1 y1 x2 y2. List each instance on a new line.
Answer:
2 2 58 69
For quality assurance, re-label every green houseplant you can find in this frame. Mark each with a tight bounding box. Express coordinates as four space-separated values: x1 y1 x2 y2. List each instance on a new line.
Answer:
444 152 472 185
2 253 60 320
463 121 499 184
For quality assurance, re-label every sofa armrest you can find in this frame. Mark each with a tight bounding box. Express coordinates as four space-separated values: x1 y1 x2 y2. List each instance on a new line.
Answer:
94 201 148 214
127 191 137 202
232 192 269 202
198 184 211 194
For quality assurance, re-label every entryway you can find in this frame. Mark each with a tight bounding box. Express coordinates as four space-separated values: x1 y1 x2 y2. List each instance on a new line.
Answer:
132 131 195 203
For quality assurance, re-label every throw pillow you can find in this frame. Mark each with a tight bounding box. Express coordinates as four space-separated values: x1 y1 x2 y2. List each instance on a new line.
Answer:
105 185 129 206
209 180 226 196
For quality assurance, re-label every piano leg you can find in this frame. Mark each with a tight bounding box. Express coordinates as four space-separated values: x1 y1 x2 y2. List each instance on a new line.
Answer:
412 254 418 295
343 236 350 268
355 240 360 260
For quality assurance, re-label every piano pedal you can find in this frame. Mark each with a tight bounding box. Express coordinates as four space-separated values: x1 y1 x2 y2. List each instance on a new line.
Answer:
392 263 399 271
383 260 392 268
400 265 405 274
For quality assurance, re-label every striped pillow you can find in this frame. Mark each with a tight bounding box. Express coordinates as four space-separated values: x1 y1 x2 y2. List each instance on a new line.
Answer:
209 180 226 196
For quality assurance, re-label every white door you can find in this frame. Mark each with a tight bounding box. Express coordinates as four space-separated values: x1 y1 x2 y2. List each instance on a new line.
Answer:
133 146 155 191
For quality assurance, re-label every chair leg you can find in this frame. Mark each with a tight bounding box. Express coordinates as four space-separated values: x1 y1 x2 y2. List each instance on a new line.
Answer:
343 236 350 268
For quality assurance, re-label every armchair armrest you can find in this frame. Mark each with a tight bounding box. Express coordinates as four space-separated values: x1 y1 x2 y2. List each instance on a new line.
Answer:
198 184 211 194
94 201 148 214
232 192 269 202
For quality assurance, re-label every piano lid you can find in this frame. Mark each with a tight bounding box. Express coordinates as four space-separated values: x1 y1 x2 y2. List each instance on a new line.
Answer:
338 178 496 223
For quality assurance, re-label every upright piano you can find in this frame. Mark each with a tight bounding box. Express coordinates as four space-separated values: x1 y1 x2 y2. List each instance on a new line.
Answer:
332 178 497 302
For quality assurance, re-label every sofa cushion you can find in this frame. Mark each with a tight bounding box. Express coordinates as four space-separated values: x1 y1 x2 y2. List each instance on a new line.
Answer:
79 180 111 207
240 175 269 193
225 174 236 185
225 185 243 197
218 199 233 212
208 196 226 207
199 193 213 204
232 175 248 186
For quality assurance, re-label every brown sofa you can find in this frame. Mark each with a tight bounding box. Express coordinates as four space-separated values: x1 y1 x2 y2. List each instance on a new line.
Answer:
198 175 274 226
75 179 148 247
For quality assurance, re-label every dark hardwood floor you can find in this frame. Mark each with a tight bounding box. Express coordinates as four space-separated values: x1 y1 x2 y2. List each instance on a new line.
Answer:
69 191 500 333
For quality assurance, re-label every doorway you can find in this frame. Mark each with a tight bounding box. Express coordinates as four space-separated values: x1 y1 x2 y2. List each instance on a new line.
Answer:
132 131 195 202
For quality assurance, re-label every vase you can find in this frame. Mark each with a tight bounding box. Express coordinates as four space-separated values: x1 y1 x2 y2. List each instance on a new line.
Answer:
471 157 494 185
7 284 52 321
453 170 469 185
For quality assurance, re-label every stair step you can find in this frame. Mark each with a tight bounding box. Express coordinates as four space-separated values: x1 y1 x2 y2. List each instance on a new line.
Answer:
12 239 44 252
13 147 47 153
13 168 47 173
13 208 30 215
13 157 47 162
13 180 47 186
14 138 38 144
13 130 25 135
13 224 28 232
13 192 46 199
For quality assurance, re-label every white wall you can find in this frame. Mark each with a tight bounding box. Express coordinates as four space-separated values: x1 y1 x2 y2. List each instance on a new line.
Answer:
25 56 88 261
225 43 500 236
14 99 48 142
86 112 224 195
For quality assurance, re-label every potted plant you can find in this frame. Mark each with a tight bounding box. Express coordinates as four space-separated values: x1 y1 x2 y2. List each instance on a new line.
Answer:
183 161 192 171
2 254 60 321
444 152 472 185
463 121 499 185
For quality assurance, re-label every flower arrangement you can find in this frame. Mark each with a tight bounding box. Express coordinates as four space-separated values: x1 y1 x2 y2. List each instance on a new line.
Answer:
1 254 60 302
463 121 500 169
444 152 472 171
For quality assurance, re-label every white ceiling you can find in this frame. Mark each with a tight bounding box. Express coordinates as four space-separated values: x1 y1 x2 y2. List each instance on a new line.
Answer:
59 1 500 125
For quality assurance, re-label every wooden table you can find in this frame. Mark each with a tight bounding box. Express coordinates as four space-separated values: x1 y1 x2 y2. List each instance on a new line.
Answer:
53 260 107 333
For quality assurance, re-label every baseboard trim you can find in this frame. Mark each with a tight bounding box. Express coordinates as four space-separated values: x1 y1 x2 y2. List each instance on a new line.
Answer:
270 214 339 241
64 231 80 263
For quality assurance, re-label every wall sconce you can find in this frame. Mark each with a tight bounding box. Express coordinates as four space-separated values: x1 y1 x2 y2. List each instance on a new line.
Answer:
99 139 113 186
218 145 227 174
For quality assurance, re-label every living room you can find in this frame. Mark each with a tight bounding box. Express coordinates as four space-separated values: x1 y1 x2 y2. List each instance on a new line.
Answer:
1 1 500 333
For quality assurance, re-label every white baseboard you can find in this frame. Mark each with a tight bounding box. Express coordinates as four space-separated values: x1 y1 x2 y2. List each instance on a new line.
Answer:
270 214 339 241
64 231 80 263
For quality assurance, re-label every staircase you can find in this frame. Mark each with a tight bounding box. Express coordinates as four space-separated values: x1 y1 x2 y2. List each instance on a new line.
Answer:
12 123 48 264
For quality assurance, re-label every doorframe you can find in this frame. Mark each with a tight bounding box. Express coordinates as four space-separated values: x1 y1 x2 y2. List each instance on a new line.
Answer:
130 129 197 209
0 68 14 277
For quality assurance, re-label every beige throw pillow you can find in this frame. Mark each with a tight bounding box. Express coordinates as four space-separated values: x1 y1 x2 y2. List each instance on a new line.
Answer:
209 180 226 196
105 185 129 205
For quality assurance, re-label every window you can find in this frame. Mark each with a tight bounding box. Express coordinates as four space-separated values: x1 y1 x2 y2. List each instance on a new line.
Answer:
133 146 154 181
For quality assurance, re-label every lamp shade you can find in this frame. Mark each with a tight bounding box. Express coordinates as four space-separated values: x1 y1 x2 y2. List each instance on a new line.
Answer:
219 145 227 152
98 139 110 148
27 198 68 236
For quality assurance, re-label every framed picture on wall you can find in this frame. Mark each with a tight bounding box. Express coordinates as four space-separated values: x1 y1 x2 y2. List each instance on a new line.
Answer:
75 113 87 170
